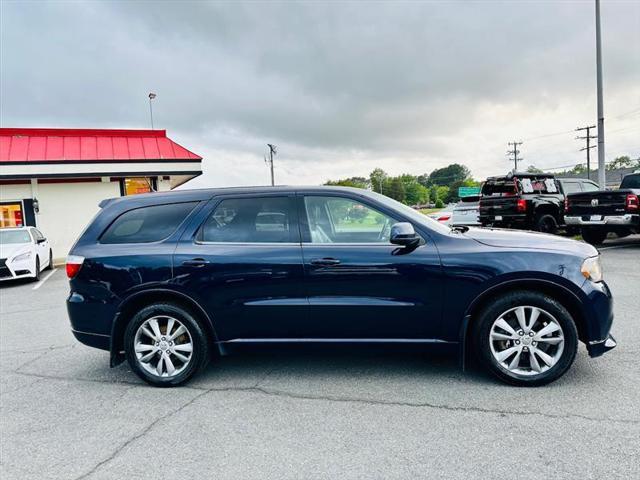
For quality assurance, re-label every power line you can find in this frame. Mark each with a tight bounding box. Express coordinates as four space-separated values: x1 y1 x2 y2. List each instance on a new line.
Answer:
507 141 523 172
576 124 597 178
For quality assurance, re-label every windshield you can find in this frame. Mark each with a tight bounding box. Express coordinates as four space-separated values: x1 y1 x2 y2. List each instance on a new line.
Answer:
359 190 452 234
620 174 640 189
0 229 32 245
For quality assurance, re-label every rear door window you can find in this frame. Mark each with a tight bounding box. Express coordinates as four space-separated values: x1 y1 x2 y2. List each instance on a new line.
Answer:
101 202 197 244
199 197 296 243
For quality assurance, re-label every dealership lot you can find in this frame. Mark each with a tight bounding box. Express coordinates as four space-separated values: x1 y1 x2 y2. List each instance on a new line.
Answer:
1 237 639 479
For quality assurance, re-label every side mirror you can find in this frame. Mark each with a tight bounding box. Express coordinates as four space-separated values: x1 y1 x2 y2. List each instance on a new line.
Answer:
37 238 46 244
390 222 420 248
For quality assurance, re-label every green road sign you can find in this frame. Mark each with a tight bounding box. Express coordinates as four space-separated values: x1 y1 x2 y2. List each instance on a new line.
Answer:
458 186 481 197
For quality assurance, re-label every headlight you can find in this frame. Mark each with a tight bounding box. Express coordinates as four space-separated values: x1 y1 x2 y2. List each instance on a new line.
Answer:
12 252 32 263
581 256 603 282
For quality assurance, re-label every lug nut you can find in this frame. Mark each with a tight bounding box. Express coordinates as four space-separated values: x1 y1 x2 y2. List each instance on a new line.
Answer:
529 332 534 337
532 341 537 346
515 340 521 345
518 330 524 336
161 337 166 341
523 347 529 352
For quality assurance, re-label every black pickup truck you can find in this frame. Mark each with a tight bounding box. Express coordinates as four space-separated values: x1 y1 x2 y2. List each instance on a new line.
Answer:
479 173 599 234
565 172 640 245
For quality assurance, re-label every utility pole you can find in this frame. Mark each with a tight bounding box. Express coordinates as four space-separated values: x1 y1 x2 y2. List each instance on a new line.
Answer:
507 141 523 173
265 144 276 186
595 0 606 188
576 125 597 179
148 93 156 129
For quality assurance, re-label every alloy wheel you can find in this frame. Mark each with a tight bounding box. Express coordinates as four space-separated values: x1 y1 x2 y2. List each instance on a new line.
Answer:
489 306 565 376
134 315 193 378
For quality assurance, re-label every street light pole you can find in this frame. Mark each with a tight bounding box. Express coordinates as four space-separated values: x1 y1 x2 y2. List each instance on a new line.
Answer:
266 144 277 186
148 93 157 130
595 0 606 188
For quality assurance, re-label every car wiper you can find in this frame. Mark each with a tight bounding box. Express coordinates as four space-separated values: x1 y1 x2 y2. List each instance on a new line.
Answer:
451 225 469 233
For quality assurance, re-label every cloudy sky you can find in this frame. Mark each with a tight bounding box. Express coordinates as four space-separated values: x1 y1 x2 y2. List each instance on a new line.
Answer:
1 0 638 187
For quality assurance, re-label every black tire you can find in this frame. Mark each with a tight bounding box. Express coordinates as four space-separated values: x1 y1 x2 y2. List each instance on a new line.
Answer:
472 290 578 387
581 228 608 245
45 250 53 270
124 303 210 387
534 213 558 235
32 258 41 282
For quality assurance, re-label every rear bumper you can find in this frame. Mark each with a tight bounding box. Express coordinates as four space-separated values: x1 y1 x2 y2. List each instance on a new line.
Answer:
565 214 639 227
71 329 110 351
587 334 617 358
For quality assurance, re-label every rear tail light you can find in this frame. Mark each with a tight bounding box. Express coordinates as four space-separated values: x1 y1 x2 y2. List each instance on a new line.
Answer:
516 199 527 213
437 214 451 222
66 255 85 279
626 194 639 212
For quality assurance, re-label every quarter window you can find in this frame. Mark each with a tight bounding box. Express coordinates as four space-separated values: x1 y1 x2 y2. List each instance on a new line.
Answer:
101 202 197 244
304 196 396 244
199 197 294 243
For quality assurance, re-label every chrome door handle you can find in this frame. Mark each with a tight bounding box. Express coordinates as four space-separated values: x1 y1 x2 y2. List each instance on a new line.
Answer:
182 258 210 267
310 258 341 266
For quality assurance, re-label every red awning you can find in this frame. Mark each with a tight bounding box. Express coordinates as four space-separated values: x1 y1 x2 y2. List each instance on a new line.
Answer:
0 128 202 163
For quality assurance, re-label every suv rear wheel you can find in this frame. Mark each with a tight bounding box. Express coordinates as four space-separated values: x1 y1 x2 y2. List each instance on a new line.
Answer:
472 291 578 386
124 303 210 387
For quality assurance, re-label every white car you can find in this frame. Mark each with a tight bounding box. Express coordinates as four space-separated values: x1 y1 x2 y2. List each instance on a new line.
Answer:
0 227 52 282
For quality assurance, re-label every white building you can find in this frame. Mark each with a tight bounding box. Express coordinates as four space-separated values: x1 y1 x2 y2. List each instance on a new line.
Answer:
0 128 202 261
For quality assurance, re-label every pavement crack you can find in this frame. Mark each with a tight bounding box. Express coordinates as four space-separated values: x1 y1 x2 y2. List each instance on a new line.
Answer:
73 389 212 480
205 385 640 426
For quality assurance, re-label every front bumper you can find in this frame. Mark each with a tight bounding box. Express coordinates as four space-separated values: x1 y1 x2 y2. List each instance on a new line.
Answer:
565 214 639 226
0 259 35 281
587 334 617 358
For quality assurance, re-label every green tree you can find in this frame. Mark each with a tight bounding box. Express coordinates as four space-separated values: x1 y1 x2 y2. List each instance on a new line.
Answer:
607 156 634 171
428 164 471 186
405 182 429 205
324 176 370 188
369 168 388 194
387 177 406 203
526 165 543 173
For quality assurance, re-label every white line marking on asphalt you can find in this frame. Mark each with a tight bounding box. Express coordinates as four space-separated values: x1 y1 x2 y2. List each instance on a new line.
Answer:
32 268 57 290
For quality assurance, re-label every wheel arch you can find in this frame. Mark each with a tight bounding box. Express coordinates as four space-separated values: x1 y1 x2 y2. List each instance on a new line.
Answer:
110 288 221 367
460 278 588 368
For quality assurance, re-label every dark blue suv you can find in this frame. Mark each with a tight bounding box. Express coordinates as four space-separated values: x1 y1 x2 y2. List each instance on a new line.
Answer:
66 186 616 387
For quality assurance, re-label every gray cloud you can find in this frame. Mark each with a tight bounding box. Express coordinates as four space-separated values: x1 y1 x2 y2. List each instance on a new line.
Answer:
1 0 639 186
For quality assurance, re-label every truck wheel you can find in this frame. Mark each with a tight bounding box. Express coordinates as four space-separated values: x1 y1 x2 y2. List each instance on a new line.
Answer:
581 228 608 245
535 213 558 234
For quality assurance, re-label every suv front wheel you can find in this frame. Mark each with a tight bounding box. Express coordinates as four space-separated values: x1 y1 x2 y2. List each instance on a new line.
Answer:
472 291 578 386
124 303 210 387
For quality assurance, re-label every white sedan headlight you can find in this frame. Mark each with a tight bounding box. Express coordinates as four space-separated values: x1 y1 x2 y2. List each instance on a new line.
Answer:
12 251 32 263
581 256 603 282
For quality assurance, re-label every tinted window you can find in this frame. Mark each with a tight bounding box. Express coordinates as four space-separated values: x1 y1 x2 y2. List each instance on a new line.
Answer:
101 202 197 244
200 197 294 243
582 182 600 192
561 181 581 194
620 174 640 189
304 196 396 244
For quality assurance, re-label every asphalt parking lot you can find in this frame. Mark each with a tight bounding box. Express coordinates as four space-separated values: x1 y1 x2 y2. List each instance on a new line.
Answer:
1 236 639 480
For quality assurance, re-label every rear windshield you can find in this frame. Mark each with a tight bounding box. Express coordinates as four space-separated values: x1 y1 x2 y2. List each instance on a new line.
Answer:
100 202 197 244
482 177 557 196
620 174 640 189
